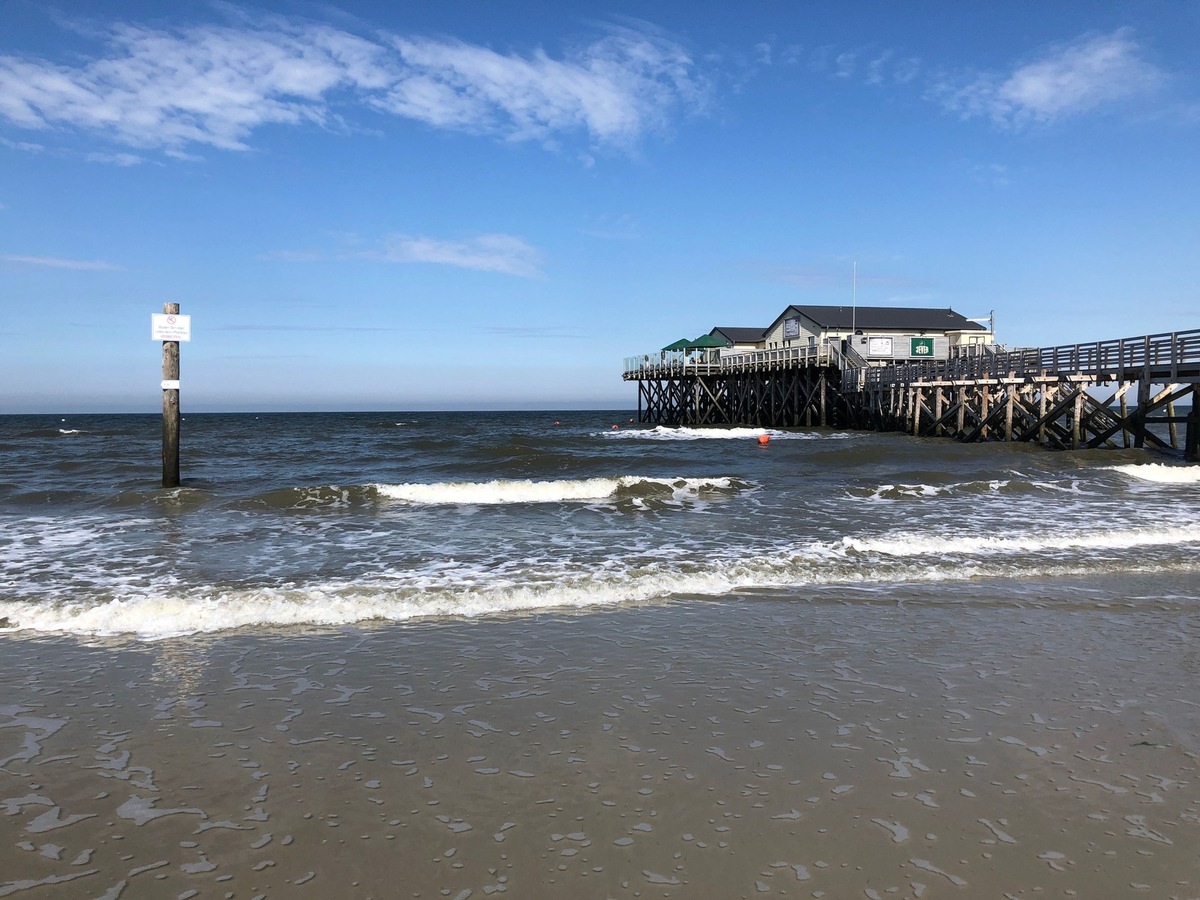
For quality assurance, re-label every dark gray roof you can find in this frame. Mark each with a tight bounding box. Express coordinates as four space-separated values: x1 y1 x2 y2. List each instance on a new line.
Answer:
783 305 986 332
710 326 767 343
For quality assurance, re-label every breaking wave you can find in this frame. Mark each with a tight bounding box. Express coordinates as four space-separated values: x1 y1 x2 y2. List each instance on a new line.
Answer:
4 522 1198 639
600 426 852 441
373 475 748 505
1108 463 1200 485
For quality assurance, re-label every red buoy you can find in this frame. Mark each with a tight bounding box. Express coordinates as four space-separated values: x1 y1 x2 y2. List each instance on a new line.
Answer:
757 434 770 445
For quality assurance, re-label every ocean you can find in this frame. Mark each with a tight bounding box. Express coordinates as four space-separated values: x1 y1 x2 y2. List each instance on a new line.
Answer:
6 410 1200 897
2 410 1198 639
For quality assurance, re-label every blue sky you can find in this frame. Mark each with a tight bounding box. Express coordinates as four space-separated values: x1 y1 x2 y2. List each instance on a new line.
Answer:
1 1 1197 412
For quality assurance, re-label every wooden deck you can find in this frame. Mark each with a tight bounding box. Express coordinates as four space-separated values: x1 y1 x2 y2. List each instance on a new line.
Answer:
623 328 1200 460
845 330 1200 390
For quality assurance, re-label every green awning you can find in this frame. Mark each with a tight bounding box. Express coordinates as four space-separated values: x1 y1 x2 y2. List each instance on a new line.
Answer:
689 334 728 348
661 338 692 351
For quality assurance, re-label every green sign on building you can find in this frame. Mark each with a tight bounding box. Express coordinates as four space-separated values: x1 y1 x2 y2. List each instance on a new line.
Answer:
910 337 934 358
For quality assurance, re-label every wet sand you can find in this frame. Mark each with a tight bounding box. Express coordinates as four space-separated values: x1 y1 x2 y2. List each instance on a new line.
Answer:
3 588 1200 899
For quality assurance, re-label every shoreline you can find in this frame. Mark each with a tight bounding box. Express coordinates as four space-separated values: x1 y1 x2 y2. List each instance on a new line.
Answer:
3 594 1199 898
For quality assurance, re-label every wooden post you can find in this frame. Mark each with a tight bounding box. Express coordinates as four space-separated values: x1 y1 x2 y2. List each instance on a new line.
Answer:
161 302 181 488
1186 385 1200 462
1004 374 1016 442
1134 377 1151 448
1038 374 1048 446
980 384 990 439
1072 388 1084 450
1120 386 1130 448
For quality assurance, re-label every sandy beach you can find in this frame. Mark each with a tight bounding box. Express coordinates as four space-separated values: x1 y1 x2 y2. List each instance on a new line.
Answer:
4 582 1200 899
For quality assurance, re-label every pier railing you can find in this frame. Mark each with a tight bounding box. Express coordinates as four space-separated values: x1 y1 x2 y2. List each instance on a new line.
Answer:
624 343 833 378
624 327 1199 457
844 329 1200 391
625 328 1200 391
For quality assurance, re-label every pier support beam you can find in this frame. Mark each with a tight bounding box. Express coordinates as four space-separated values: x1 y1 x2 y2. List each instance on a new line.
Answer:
1187 385 1200 462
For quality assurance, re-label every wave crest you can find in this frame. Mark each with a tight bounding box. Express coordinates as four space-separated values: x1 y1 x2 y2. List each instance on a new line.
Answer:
601 426 851 441
4 523 1197 639
373 475 747 505
1108 464 1200 485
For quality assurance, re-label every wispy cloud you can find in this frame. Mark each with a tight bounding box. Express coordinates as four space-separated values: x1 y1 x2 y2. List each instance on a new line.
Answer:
84 151 143 166
263 231 545 277
930 28 1164 126
0 135 45 153
0 14 706 155
259 249 324 263
1 254 124 270
758 264 930 292
581 213 640 241
766 40 921 87
755 27 1163 126
378 28 704 147
374 233 543 278
478 325 587 339
215 324 402 333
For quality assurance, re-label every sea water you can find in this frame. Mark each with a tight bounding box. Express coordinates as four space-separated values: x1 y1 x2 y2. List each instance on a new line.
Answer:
1 410 1198 639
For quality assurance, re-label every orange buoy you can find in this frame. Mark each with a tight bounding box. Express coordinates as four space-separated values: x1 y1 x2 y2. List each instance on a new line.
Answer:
757 433 770 445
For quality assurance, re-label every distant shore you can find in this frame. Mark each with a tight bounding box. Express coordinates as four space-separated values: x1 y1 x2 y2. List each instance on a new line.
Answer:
3 590 1199 898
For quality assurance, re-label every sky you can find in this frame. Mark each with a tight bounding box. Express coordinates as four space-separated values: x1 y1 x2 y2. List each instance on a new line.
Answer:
1 1 1198 413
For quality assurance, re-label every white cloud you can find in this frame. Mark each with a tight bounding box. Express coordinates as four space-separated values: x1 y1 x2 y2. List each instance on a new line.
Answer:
0 135 45 153
833 51 857 80
0 15 705 155
2 254 124 270
865 51 892 86
799 43 920 88
85 151 143 166
932 28 1164 126
377 28 703 147
892 57 921 85
375 233 543 278
0 20 393 151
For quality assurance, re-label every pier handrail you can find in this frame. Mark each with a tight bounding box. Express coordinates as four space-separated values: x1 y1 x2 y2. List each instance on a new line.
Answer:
843 328 1200 391
626 327 1200 391
624 342 833 377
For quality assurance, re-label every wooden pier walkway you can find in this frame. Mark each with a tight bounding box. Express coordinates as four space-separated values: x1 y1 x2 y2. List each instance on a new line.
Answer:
623 328 1200 460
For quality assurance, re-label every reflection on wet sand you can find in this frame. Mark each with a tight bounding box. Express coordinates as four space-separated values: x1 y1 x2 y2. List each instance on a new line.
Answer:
3 591 1200 898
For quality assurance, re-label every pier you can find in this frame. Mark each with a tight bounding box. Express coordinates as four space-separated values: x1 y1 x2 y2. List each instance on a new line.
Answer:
623 327 1200 461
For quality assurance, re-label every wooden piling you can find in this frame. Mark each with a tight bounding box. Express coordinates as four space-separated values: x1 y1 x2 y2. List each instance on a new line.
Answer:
161 302 181 488
1004 375 1015 442
1187 385 1200 462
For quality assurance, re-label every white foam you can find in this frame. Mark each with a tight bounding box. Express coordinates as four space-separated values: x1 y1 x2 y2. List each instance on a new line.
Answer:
373 476 743 505
864 480 1008 500
600 426 849 441
843 524 1200 558
4 521 1198 639
1108 463 1200 485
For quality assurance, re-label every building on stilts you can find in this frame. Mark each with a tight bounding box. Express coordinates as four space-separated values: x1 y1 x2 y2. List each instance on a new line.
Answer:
623 304 1200 461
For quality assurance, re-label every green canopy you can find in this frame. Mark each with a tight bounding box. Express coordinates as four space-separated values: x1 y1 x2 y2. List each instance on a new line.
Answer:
689 334 729 348
661 338 692 351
